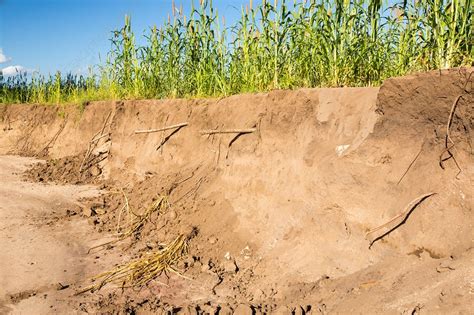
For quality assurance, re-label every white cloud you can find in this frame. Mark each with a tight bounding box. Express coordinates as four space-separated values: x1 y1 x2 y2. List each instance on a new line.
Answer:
0 49 11 64
1 65 28 76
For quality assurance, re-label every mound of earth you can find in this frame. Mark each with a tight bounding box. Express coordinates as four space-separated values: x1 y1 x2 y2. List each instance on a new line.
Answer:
24 153 103 185
0 68 472 314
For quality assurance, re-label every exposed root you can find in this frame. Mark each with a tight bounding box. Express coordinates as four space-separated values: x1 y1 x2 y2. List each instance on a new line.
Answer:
439 72 473 178
439 95 463 177
79 111 113 173
397 141 424 185
367 192 436 249
36 116 68 157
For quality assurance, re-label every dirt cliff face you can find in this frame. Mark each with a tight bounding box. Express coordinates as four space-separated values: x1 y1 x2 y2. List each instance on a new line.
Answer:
0 68 472 314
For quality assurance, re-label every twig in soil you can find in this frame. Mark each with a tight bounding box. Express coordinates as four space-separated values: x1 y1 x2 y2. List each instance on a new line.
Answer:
397 141 424 185
367 192 436 249
134 122 188 134
200 128 256 135
173 177 205 203
167 170 197 195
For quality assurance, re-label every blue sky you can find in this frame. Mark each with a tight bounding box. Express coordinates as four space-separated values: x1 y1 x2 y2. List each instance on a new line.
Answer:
0 0 249 76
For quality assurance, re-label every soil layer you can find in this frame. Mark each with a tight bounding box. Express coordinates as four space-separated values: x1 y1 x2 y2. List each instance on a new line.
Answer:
0 68 473 314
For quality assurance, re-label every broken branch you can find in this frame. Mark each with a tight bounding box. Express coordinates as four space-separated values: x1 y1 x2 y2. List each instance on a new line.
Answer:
134 122 188 134
200 128 256 135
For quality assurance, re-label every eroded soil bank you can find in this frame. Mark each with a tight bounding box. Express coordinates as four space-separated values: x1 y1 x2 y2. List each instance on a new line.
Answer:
0 68 473 314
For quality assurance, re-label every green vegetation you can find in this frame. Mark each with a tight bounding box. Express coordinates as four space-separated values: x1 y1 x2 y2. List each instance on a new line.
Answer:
1 0 472 104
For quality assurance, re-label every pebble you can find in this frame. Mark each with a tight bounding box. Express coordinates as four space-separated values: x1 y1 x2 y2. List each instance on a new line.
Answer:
222 259 238 274
95 207 106 215
90 165 101 177
82 206 93 217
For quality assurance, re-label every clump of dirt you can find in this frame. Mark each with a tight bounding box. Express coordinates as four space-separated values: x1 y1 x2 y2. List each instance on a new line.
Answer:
24 153 103 185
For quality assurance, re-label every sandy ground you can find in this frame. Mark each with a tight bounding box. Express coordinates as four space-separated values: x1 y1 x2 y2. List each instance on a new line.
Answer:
0 155 115 314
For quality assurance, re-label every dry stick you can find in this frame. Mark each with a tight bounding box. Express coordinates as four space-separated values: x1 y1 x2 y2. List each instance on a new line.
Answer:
156 125 186 151
366 192 436 236
134 122 188 134
397 142 424 185
367 192 436 249
200 128 256 135
91 133 110 143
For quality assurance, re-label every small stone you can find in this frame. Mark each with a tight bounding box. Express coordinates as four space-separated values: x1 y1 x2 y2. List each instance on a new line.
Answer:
95 207 106 215
222 259 238 274
208 236 218 244
82 206 93 217
90 165 102 177
167 210 177 220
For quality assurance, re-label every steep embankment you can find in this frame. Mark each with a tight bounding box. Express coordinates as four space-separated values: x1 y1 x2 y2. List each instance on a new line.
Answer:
0 68 472 313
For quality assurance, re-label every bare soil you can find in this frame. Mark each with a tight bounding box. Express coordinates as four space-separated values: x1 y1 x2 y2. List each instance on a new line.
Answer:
0 68 473 314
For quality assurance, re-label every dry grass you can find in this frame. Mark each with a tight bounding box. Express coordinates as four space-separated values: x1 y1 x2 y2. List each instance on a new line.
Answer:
79 234 188 293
